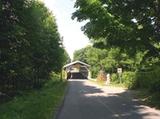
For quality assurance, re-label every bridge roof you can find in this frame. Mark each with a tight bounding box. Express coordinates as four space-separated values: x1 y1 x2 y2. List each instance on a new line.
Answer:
63 60 90 69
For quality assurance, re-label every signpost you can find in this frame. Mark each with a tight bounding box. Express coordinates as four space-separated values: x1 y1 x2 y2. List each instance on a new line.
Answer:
117 68 122 83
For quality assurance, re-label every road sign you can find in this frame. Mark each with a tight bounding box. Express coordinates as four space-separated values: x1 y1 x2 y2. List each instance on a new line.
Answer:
117 68 122 74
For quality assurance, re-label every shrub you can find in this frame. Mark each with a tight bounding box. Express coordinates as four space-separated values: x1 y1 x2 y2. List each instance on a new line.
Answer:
121 72 136 88
0 79 67 119
150 79 160 92
111 73 118 83
49 72 61 81
132 66 160 91
132 72 151 89
96 70 107 81
111 72 136 88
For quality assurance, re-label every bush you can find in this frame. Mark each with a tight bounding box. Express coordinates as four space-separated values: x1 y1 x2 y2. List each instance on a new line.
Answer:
111 72 136 88
0 0 68 93
96 70 107 81
50 72 61 81
121 72 136 88
132 66 160 91
111 73 118 83
0 79 67 119
132 72 151 89
150 80 160 92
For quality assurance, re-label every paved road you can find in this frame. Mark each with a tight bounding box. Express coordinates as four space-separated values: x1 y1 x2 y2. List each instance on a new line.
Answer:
56 79 160 119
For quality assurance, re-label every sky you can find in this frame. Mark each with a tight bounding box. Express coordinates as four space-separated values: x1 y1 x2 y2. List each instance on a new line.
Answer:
43 0 91 59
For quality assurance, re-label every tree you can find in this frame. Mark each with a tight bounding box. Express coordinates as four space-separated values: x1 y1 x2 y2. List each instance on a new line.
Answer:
0 0 68 91
72 0 160 61
74 46 141 78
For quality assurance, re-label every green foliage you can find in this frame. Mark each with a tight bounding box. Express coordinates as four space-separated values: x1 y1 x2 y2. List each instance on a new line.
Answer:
50 72 61 81
110 66 160 92
150 80 160 93
73 0 160 59
0 78 67 119
74 46 102 77
72 0 160 106
74 46 143 78
0 0 69 91
111 73 118 83
73 0 160 94
135 90 160 109
111 72 136 88
133 66 160 92
121 72 136 88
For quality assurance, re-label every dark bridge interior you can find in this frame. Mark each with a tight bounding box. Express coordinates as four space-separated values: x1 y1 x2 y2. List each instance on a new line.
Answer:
71 72 87 79
67 72 88 79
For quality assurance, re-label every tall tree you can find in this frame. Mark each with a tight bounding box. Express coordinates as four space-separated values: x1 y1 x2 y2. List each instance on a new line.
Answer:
72 0 160 60
0 0 68 90
74 46 142 77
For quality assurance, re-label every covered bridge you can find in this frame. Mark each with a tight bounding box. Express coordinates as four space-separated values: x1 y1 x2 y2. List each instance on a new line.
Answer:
63 61 91 79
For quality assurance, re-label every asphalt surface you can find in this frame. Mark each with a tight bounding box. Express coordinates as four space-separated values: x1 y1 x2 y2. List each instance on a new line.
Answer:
56 79 160 119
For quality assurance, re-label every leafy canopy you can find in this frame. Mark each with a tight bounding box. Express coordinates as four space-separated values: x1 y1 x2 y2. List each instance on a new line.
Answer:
72 0 160 57
0 0 69 90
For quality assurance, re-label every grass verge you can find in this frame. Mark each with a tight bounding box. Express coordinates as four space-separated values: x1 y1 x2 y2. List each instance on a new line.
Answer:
109 82 127 88
0 79 67 119
89 79 126 88
134 89 160 109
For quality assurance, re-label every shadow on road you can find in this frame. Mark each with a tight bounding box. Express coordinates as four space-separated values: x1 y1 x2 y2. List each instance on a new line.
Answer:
57 79 160 119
